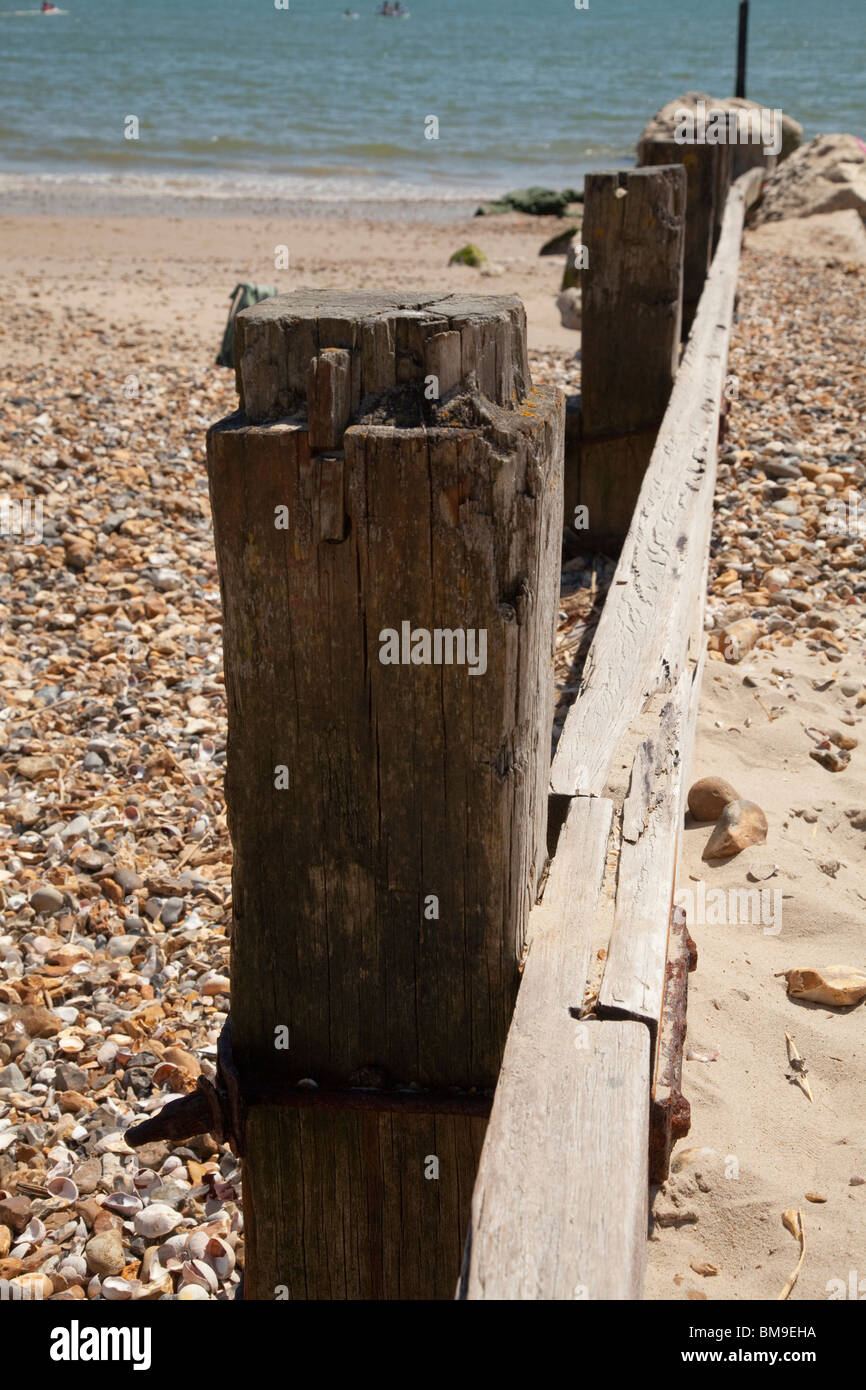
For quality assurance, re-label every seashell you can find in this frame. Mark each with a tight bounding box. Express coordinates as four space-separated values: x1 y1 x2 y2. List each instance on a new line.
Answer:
134 1203 183 1239
204 1236 235 1279
776 965 866 1009
59 1255 87 1278
161 1155 183 1175
132 1167 160 1192
21 1218 46 1246
230 1209 243 1234
87 1274 102 1298
56 1029 85 1054
46 1146 74 1170
177 1282 210 1300
47 1176 79 1202
156 1233 187 1266
96 1041 118 1067
103 1191 143 1217
180 1258 219 1293
102 1276 139 1300
185 1231 209 1261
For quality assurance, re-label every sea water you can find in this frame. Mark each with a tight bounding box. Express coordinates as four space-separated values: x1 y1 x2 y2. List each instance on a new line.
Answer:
0 0 863 212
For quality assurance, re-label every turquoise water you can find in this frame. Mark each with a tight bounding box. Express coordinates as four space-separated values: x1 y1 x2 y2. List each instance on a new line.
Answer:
1 0 864 205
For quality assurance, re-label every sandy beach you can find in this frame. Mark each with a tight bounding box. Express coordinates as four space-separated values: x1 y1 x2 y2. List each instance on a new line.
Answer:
1 196 864 1303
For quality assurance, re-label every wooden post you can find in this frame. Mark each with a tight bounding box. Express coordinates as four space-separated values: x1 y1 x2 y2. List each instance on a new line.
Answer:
569 165 685 552
206 290 564 1299
638 138 722 334
736 0 749 99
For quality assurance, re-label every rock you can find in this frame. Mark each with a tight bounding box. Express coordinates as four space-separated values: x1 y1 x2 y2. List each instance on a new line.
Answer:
110 866 144 894
638 92 782 177
63 537 92 571
556 288 582 330
15 755 58 781
753 133 866 226
0 1062 26 1090
0 1225 10 1258
703 799 768 860
709 618 759 663
448 244 487 268
161 896 186 926
828 730 858 751
476 187 574 217
85 1228 126 1278
0 1195 33 1235
8 1003 63 1039
688 776 740 822
810 746 850 773
162 1046 201 1080
29 885 65 916
72 1158 101 1196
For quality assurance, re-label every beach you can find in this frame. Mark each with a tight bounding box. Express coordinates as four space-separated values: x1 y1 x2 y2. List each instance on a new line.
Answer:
1 194 864 1300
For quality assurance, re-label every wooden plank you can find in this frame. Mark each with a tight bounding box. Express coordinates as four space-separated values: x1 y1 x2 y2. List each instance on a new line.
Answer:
459 797 654 1301
598 663 701 1036
459 1020 649 1300
550 174 752 800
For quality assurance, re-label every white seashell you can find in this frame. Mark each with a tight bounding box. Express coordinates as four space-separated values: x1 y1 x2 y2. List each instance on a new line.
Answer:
103 1191 143 1217
180 1259 218 1293
47 1176 79 1202
204 1236 235 1279
23 1217 46 1244
134 1203 183 1239
177 1282 210 1300
132 1167 159 1192
46 1146 74 1170
230 1209 243 1234
59 1255 87 1278
11 1242 33 1259
160 1155 183 1175
87 1274 102 1298
184 1231 209 1261
156 1234 186 1269
102 1276 139 1300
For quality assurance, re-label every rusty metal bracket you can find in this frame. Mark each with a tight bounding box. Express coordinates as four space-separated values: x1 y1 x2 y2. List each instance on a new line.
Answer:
125 1018 491 1157
649 904 697 1184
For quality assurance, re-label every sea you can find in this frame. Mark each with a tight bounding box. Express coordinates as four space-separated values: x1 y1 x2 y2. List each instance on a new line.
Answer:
1 0 864 217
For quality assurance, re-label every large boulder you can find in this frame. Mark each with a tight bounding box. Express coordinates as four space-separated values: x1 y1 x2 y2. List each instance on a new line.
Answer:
752 133 866 225
638 91 801 177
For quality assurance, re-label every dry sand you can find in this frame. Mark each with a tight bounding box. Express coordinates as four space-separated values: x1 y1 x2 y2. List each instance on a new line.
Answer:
0 200 863 1302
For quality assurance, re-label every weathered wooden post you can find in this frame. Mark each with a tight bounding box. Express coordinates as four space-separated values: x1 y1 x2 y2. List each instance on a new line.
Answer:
637 138 724 334
206 290 563 1298
566 166 686 553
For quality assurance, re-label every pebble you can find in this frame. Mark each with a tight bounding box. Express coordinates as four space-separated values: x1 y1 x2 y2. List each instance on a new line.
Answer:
84 1228 126 1277
688 777 740 823
703 799 768 860
28 886 65 916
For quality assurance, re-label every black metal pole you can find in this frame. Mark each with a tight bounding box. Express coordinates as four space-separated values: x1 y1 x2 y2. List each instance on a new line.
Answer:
736 0 749 99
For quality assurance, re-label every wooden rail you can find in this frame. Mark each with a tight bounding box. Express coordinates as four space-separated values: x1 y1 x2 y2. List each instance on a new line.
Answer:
459 167 764 1301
